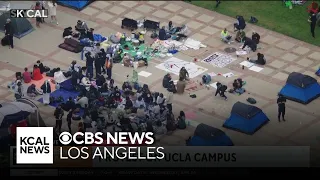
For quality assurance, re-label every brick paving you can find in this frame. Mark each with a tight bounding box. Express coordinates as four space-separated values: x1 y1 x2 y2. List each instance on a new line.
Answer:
1 1 320 165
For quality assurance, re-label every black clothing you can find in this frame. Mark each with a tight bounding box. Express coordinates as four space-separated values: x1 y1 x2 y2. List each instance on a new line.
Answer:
125 99 133 109
216 0 221 8
4 22 14 48
162 75 171 88
95 57 102 76
310 15 316 38
86 55 94 67
215 83 227 99
62 100 76 112
277 97 286 110
252 33 260 44
234 16 246 30
159 29 167 40
38 63 45 74
250 53 266 65
66 111 72 132
96 74 105 87
41 82 51 93
242 38 257 52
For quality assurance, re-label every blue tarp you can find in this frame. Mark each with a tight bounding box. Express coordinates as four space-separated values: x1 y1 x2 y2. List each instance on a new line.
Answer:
223 102 269 135
57 0 93 11
187 124 233 146
316 68 320 76
279 72 320 104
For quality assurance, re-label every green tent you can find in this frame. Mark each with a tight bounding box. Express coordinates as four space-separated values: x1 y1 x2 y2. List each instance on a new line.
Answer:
0 12 34 38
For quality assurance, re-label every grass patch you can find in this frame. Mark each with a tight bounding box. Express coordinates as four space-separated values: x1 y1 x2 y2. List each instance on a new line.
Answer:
190 1 320 46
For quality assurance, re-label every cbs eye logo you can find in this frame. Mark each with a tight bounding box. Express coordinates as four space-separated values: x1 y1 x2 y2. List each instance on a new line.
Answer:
59 132 72 145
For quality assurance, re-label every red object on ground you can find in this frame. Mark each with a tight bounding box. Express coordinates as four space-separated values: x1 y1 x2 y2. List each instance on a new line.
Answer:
32 68 43 81
194 58 197 62
170 65 173 68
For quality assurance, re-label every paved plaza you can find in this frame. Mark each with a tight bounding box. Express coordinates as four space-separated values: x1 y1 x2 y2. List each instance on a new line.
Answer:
0 1 320 165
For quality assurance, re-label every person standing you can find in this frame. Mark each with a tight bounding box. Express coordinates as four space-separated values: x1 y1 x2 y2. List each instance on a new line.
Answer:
48 0 58 25
85 52 94 79
54 105 64 133
309 13 317 38
105 56 113 80
277 94 286 122
4 19 13 49
216 0 221 8
166 91 174 113
66 109 73 133
41 80 51 105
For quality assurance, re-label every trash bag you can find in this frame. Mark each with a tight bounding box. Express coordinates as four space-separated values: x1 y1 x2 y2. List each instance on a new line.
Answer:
247 97 257 104
249 16 258 24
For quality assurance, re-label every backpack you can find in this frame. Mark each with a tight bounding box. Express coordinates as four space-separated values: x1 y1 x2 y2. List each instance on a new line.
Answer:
249 16 258 24
247 97 257 104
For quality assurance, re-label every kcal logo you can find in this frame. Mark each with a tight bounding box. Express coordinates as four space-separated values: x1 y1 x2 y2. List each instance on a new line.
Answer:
16 127 53 164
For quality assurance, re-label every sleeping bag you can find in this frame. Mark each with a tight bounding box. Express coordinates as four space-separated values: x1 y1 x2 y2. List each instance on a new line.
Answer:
93 34 107 43
58 38 84 53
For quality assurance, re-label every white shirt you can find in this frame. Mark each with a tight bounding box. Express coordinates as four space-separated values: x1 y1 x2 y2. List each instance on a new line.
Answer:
76 97 88 108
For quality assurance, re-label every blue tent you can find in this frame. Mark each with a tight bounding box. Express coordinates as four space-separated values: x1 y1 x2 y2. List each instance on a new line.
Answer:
187 124 233 146
57 0 94 11
223 102 269 135
279 72 320 104
316 68 320 77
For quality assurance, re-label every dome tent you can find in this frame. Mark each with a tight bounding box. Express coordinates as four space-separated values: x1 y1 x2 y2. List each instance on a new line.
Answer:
187 123 233 146
223 102 269 135
57 0 94 11
279 72 320 104
0 12 34 39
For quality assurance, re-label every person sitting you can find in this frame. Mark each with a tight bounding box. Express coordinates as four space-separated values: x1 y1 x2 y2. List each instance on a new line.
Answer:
162 73 172 88
75 95 88 109
179 67 189 81
168 21 175 33
81 76 91 88
175 25 189 40
53 68 67 84
176 77 187 94
252 31 260 44
166 113 176 132
159 26 170 40
95 73 105 87
32 65 43 81
135 96 145 108
176 111 187 129
156 93 165 105
247 53 266 65
235 29 246 43
37 60 46 74
87 28 94 41
242 37 257 52
62 97 76 112
136 105 146 120
167 81 177 93
124 97 133 110
26 84 38 98
99 82 109 96
221 28 232 44
87 85 100 101
112 86 121 102
69 60 81 73
122 82 132 97
23 67 32 83
63 27 73 38
232 79 245 95
138 31 145 44
234 15 246 32
75 20 89 33
14 80 23 100
153 120 167 138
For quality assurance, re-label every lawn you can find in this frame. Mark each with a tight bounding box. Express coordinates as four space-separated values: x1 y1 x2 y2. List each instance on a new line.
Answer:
189 1 320 46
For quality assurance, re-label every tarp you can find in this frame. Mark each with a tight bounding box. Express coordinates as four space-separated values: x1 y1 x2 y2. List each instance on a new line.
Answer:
223 102 269 135
0 12 34 38
0 102 35 128
57 0 94 11
280 72 320 104
188 124 233 146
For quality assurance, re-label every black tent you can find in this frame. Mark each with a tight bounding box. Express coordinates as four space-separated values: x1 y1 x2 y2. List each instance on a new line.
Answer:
286 72 317 88
194 123 225 139
231 102 262 119
0 12 34 38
